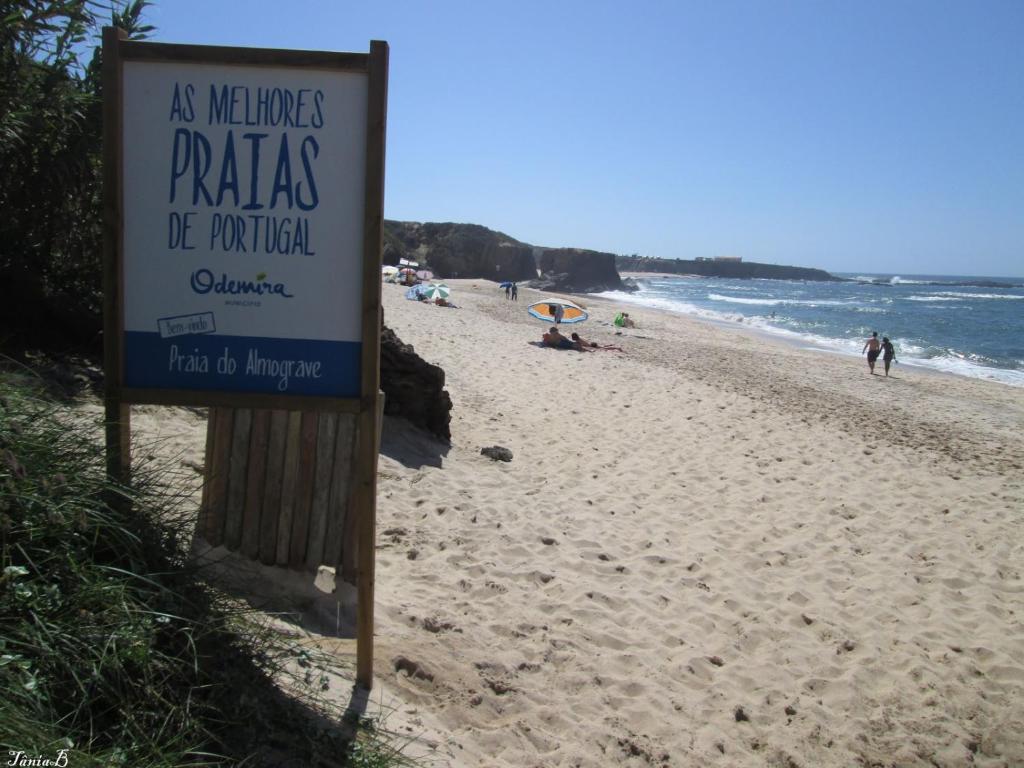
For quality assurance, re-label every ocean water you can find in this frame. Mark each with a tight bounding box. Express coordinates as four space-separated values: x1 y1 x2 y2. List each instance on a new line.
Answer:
599 273 1024 387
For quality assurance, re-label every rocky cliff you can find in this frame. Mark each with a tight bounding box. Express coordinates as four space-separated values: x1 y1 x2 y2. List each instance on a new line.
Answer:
617 256 838 282
384 221 536 282
384 220 840 290
532 248 624 293
383 220 626 293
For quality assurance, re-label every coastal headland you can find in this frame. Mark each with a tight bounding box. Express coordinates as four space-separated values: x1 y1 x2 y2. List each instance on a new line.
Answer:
616 255 838 282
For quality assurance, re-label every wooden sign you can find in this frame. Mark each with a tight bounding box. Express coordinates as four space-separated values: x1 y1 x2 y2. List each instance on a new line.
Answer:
103 29 388 688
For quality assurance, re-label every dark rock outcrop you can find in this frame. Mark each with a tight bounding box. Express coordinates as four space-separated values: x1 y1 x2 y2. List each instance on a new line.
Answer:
531 248 624 293
380 325 452 441
480 446 513 462
617 256 838 282
383 220 636 293
384 221 536 282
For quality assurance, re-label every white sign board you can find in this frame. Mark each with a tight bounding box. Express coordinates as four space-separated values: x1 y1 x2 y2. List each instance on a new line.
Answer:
121 61 368 397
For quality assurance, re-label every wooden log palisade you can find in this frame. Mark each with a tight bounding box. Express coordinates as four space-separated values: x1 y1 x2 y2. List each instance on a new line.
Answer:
197 406 379 581
198 409 349 571
102 29 389 689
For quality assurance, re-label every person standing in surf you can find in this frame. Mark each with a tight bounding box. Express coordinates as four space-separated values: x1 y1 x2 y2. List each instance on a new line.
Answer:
862 331 881 374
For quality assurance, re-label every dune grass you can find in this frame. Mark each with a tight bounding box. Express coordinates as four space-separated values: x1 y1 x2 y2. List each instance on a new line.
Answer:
0 371 415 766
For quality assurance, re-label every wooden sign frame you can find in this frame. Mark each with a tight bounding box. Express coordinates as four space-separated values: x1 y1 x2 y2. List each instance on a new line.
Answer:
102 29 388 689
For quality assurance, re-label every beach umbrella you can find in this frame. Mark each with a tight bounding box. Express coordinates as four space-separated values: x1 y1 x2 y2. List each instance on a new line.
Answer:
416 269 434 280
404 284 429 300
499 281 513 288
382 265 399 275
528 298 588 324
399 267 416 275
422 282 451 301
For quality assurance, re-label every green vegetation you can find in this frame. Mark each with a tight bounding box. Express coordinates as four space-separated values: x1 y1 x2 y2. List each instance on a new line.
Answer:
0 374 412 763
0 1 151 347
2 4 419 760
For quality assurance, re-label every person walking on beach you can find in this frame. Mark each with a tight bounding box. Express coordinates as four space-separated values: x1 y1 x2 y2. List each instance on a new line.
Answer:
550 303 565 324
511 283 518 301
862 331 881 374
504 283 511 299
881 336 897 377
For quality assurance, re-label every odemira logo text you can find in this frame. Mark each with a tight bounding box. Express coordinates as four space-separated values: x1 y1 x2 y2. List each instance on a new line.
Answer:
189 269 294 298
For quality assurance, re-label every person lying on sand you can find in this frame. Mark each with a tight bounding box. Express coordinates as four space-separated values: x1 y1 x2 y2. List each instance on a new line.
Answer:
570 332 625 353
542 327 576 350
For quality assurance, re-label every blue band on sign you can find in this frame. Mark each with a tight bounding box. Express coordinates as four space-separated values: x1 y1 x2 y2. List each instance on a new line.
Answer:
124 331 362 397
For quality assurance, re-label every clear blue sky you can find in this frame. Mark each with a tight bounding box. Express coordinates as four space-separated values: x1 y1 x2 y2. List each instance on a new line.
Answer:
147 0 1023 277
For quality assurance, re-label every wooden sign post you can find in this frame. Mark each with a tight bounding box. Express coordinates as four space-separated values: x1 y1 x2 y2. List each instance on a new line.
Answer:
102 29 388 688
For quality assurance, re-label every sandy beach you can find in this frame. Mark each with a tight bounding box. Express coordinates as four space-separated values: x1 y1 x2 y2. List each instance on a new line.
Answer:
366 280 1024 767
132 278 1024 767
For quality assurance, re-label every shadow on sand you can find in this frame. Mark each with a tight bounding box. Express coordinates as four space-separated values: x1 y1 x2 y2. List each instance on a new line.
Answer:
380 414 451 469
